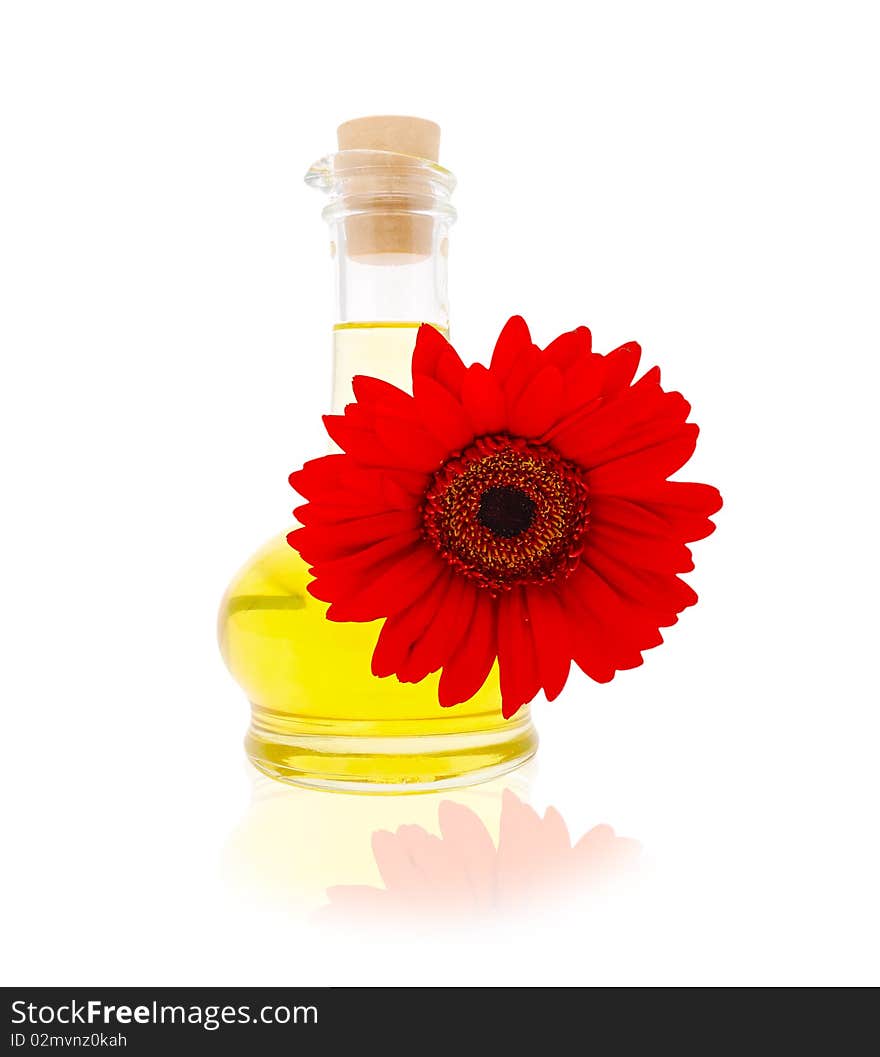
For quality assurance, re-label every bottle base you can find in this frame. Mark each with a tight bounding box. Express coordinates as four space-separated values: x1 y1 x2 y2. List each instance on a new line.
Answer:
244 718 538 795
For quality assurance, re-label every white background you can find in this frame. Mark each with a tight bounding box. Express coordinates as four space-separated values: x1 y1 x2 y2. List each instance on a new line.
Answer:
2 0 878 986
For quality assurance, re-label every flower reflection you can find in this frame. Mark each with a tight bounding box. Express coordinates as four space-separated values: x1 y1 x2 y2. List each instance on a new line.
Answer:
319 789 640 922
224 768 532 911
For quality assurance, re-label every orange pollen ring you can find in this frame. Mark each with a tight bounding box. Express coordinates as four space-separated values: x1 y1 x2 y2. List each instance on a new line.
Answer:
421 434 591 592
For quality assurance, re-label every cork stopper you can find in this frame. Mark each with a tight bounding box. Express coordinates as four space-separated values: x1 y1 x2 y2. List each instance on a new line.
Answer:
337 115 440 161
335 115 442 260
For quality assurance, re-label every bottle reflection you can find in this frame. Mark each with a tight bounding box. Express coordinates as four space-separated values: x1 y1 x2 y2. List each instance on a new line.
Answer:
224 764 640 921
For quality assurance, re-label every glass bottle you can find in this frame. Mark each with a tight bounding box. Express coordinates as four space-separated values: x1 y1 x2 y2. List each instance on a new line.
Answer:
218 117 538 791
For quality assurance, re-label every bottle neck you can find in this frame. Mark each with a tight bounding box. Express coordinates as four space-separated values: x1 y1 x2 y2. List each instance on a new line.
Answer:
326 227 451 412
307 147 456 411
329 230 450 332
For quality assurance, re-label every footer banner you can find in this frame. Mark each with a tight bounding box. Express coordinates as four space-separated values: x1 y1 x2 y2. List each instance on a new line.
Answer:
3 987 584 1052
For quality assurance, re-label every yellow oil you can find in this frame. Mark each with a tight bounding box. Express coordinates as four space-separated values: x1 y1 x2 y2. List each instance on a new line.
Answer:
218 323 537 791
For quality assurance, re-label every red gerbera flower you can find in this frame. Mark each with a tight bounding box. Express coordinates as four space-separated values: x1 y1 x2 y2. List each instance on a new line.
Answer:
288 317 722 718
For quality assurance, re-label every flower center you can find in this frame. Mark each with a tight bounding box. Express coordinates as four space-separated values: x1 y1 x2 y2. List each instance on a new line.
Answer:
422 435 590 592
477 486 537 538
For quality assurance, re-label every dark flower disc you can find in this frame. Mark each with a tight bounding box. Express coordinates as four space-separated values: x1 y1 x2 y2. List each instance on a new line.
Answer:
422 434 591 593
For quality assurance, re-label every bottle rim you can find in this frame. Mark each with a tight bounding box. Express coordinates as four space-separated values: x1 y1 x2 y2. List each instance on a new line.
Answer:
305 149 457 223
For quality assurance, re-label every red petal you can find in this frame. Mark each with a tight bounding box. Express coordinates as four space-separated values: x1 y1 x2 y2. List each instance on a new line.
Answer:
290 455 425 505
557 352 607 410
601 341 642 396
588 424 699 492
508 364 564 438
325 545 445 622
590 494 674 535
293 494 397 523
588 514 695 574
489 315 533 385
307 531 422 598
552 372 691 469
351 374 418 420
542 326 592 372
322 410 442 474
565 565 665 675
371 571 455 678
500 343 542 410
570 570 650 664
411 325 467 399
373 415 450 472
289 454 349 498
555 587 617 683
294 463 424 516
399 574 478 683
591 490 719 551
321 414 391 464
525 587 572 701
586 544 698 613
547 339 640 428
287 510 420 563
497 587 541 717
437 595 497 707
461 363 508 436
413 374 474 452
617 481 722 540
